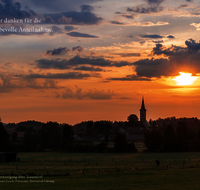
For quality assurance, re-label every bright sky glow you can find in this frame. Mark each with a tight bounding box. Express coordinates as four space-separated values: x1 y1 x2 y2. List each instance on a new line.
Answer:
173 72 198 86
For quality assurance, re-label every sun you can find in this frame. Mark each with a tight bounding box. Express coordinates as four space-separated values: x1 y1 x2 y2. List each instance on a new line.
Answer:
173 72 198 85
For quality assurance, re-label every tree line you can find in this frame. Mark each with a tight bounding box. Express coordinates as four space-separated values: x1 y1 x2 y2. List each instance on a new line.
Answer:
1 121 137 153
145 120 200 152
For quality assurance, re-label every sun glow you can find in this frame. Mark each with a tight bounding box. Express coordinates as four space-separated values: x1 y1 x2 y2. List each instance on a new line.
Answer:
173 72 198 85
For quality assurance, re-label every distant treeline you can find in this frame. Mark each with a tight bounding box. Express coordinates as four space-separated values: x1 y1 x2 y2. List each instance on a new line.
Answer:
145 117 200 152
1 120 137 153
2 116 200 153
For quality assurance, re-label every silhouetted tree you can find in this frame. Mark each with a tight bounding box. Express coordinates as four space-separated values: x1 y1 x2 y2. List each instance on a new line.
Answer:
104 122 112 146
163 124 175 152
144 127 164 152
191 128 200 151
23 127 42 151
86 121 93 135
62 124 74 151
0 122 10 151
39 121 61 151
174 122 190 152
127 114 138 123
144 120 197 152
92 121 112 146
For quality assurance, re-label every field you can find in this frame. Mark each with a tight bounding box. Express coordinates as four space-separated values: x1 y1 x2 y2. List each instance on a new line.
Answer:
0 152 200 189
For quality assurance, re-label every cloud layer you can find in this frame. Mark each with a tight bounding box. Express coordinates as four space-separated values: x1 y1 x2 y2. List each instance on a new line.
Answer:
35 56 132 69
133 39 200 78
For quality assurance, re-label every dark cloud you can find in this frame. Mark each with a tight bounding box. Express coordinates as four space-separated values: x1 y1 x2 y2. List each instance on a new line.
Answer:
49 26 63 35
61 88 116 100
35 59 69 69
45 47 70 56
115 12 137 19
73 66 104 71
133 39 200 78
152 43 164 55
16 72 101 80
133 58 172 78
113 53 141 57
0 0 37 19
110 21 124 25
152 43 186 56
84 89 116 100
112 61 132 67
0 1 103 37
0 74 59 93
35 56 131 69
72 46 84 52
43 11 103 25
127 0 165 15
178 4 189 8
185 39 200 52
80 4 94 12
140 34 163 39
64 26 78 31
167 35 175 39
121 14 135 19
66 31 99 38
153 39 200 56
23 0 100 12
108 74 151 81
127 5 164 14
146 0 165 5
0 1 103 26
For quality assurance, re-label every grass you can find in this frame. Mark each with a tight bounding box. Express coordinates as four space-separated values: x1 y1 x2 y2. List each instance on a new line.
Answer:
0 152 200 189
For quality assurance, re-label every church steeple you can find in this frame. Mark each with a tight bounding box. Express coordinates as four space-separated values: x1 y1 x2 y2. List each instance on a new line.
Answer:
140 96 146 123
141 96 146 110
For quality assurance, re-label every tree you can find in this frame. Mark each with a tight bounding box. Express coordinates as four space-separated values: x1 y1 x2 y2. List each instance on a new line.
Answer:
163 124 175 152
62 124 74 151
86 121 93 135
174 122 190 152
23 127 42 151
39 121 62 151
127 114 138 123
144 127 164 152
93 121 112 145
0 122 10 151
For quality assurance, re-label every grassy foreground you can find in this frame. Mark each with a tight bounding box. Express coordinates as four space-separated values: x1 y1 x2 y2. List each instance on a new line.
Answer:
0 152 200 190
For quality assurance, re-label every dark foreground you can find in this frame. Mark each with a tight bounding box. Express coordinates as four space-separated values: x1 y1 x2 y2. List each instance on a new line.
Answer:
0 152 200 190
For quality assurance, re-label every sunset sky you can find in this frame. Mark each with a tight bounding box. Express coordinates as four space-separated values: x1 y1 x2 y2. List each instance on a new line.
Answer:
0 0 200 124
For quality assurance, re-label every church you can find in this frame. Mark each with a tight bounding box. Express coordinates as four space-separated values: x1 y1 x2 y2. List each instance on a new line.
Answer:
139 97 149 127
123 97 148 142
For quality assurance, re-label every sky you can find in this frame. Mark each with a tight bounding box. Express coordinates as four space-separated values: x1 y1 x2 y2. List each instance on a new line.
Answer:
0 0 200 124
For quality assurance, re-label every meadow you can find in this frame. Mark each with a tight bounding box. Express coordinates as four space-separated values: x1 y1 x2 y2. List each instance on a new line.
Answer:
0 152 200 190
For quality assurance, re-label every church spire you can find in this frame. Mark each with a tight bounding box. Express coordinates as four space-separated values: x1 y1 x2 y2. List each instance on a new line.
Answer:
141 96 146 110
140 96 146 123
